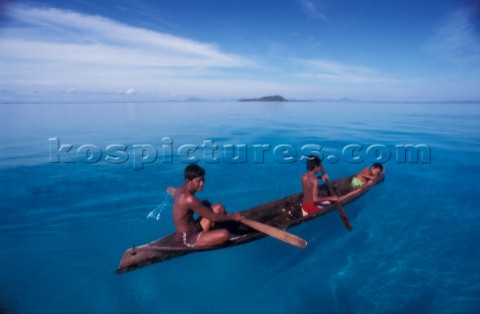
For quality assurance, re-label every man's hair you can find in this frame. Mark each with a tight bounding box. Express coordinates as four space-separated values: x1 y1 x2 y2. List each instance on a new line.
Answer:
372 163 383 172
184 164 205 181
306 155 321 171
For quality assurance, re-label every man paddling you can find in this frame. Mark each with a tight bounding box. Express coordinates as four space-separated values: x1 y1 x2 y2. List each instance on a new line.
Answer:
301 156 338 216
173 164 241 247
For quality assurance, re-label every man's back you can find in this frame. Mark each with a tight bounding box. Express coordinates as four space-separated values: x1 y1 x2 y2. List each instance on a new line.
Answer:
302 172 317 203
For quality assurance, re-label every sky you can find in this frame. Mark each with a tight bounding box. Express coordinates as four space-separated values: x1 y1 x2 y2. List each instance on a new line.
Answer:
0 0 479 102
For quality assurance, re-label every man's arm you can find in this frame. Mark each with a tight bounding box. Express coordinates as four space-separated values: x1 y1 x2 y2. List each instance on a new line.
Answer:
188 196 238 222
319 163 329 181
312 178 337 203
358 167 376 180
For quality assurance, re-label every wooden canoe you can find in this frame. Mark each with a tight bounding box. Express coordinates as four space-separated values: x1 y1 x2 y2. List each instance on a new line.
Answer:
116 170 385 274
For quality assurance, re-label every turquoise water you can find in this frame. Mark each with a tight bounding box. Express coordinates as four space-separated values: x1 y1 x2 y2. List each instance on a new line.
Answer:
0 101 479 314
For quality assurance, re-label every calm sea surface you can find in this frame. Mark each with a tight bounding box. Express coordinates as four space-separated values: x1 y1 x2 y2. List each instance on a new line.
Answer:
0 101 479 314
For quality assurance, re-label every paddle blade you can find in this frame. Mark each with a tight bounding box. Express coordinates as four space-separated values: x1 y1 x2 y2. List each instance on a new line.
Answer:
239 217 307 248
334 201 353 231
166 187 176 196
325 180 353 232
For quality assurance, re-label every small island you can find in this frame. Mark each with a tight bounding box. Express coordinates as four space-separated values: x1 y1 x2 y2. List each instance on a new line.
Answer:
239 95 288 102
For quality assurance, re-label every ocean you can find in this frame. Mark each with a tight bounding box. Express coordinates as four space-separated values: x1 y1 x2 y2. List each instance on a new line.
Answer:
0 101 479 314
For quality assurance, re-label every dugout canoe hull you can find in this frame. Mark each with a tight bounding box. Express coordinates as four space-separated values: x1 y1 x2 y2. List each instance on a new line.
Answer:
116 171 385 274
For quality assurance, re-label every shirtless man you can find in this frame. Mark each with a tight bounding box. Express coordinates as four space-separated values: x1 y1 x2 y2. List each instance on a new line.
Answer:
301 156 338 216
173 164 241 247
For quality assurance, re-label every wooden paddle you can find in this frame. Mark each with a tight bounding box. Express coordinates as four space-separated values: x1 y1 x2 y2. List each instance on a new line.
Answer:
166 187 307 248
324 179 353 231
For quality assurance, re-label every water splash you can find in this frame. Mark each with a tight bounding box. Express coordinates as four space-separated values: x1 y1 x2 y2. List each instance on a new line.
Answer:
146 193 172 221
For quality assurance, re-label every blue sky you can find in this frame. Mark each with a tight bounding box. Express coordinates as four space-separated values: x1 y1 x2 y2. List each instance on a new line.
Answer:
1 0 479 101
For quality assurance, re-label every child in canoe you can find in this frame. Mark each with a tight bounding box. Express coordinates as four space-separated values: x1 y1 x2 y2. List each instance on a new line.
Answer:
351 163 383 190
301 156 338 216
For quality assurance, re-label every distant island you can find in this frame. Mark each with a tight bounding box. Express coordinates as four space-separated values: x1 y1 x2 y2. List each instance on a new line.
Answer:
239 95 288 102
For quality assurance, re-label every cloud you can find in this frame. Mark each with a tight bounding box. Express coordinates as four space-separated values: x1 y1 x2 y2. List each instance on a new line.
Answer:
293 58 395 84
0 5 254 93
6 6 251 66
1 4 477 101
298 0 327 20
425 9 480 66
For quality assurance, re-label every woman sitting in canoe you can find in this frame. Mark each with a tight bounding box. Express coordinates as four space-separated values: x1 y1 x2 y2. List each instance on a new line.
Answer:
172 164 242 248
301 156 339 216
351 163 384 190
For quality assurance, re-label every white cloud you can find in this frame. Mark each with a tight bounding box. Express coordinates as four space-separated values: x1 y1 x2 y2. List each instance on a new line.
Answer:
426 9 480 66
298 0 327 20
293 58 395 84
7 5 250 65
0 5 254 93
0 38 242 67
1 4 478 101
